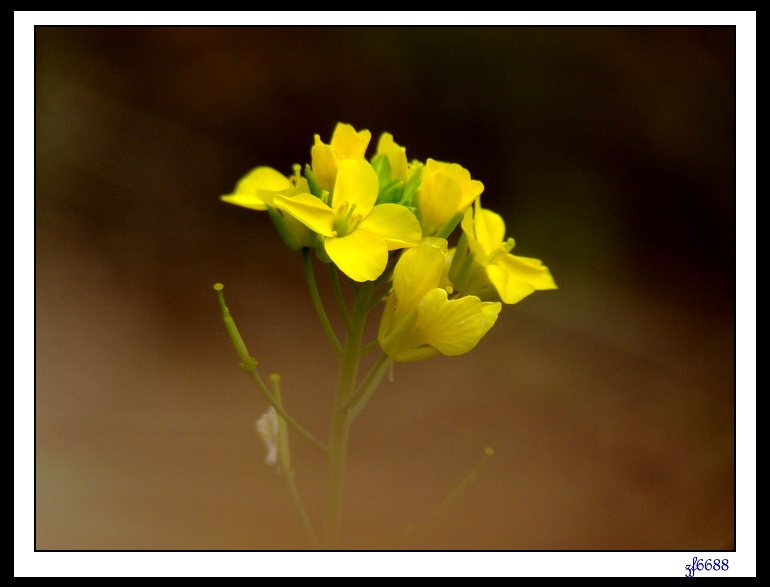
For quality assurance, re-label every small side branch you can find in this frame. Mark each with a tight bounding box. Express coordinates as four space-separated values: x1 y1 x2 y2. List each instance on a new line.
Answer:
302 248 344 356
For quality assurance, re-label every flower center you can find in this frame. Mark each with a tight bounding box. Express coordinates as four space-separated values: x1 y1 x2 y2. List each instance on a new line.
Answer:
333 202 363 237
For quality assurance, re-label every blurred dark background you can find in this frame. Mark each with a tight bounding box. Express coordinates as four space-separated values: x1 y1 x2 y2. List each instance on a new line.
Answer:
34 25 738 551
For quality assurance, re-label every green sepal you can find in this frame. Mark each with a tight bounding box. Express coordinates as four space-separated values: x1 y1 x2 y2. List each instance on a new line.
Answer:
314 234 332 264
267 206 303 251
377 179 405 205
304 164 322 199
378 305 419 358
390 345 440 363
400 161 423 207
370 153 392 184
448 233 500 301
435 210 465 240
448 232 473 291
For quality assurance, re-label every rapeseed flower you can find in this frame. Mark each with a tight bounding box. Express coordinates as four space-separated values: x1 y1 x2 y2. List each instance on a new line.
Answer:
450 199 557 304
416 159 484 237
378 239 501 362
219 165 314 250
311 122 372 192
274 157 421 282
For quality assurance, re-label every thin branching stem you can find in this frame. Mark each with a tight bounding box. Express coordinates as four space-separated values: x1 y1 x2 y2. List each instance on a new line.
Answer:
214 283 328 454
302 248 344 357
346 353 393 421
271 375 321 549
329 264 353 332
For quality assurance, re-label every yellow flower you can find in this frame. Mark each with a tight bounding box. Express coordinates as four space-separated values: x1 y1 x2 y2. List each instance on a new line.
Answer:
371 132 424 207
375 132 409 183
311 122 372 192
450 199 557 304
378 239 502 362
274 158 422 282
416 159 484 237
219 165 315 250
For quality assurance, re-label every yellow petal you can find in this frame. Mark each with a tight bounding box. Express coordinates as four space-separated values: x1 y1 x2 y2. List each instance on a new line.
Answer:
332 158 379 218
416 289 501 356
330 123 371 159
479 302 502 338
310 138 337 192
273 193 335 237
324 230 388 282
220 193 268 211
418 166 463 234
220 166 294 211
473 205 507 256
378 297 419 358
487 254 558 304
356 204 422 251
392 240 446 312
440 162 483 210
232 166 293 193
418 159 484 235
376 132 408 182
460 207 487 261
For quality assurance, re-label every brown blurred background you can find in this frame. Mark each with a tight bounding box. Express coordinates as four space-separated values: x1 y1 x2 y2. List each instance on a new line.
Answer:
33 25 739 551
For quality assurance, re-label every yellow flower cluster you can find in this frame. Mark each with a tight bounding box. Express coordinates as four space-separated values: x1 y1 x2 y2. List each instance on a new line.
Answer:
221 123 557 362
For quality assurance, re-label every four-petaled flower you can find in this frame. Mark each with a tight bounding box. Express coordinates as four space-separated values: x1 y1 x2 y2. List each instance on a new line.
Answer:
375 132 409 183
221 122 557 361
416 159 484 237
274 158 422 282
219 165 315 250
451 199 558 304
311 122 372 192
378 239 502 362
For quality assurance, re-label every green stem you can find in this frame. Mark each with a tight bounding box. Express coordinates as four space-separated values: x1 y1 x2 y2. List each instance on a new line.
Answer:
271 375 321 549
246 370 327 454
302 248 344 357
404 447 495 541
367 266 395 312
322 282 372 548
285 470 321 549
359 338 381 355
214 283 327 454
329 264 353 332
346 353 393 422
